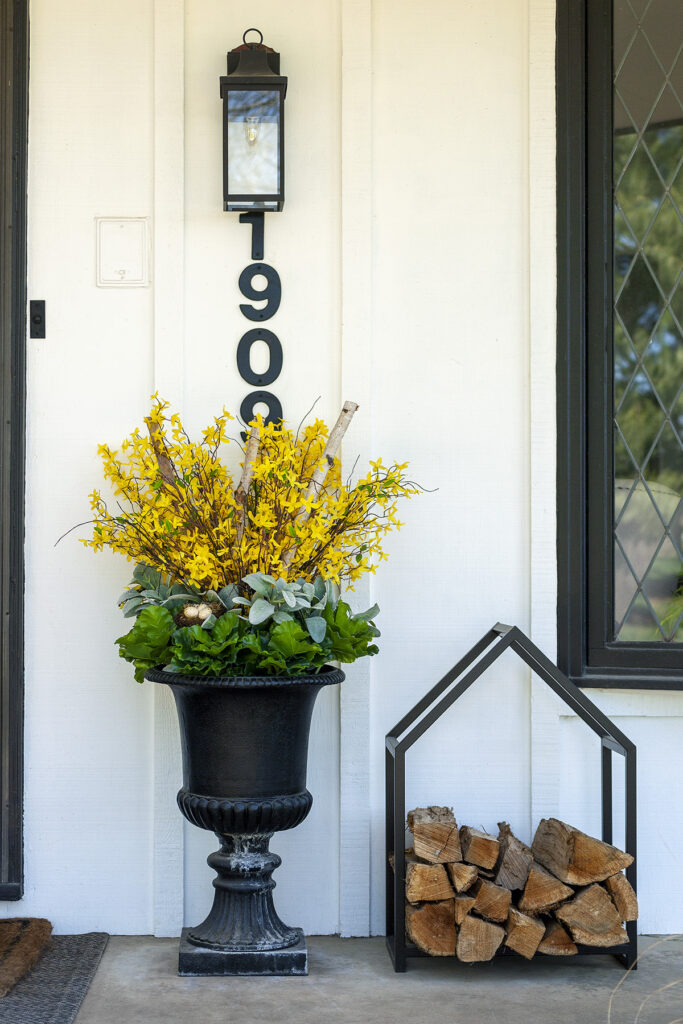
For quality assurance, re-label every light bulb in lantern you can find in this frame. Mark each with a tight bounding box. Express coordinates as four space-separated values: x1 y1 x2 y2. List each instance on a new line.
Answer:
244 116 260 146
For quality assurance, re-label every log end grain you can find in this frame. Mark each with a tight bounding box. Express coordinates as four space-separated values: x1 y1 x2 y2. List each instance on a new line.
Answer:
456 915 505 963
406 901 457 957
405 862 454 904
460 827 500 870
447 862 479 893
504 907 545 960
537 920 579 956
472 879 513 923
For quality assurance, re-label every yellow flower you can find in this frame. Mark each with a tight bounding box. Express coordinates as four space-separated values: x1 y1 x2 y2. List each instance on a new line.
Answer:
83 398 419 591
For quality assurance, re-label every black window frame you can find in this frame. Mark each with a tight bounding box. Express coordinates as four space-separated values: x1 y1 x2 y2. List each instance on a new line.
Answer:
0 0 28 898
557 0 683 690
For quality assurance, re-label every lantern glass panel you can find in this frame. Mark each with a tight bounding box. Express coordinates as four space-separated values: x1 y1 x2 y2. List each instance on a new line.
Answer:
227 89 280 198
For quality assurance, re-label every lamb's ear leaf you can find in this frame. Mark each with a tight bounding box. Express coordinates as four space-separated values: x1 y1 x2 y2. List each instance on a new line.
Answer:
122 598 144 617
248 598 275 625
273 609 294 624
352 603 380 622
243 573 275 596
305 616 327 644
217 584 240 609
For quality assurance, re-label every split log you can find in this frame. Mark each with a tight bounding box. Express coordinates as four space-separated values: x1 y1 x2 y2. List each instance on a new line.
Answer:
407 807 462 864
532 818 633 885
604 872 638 922
504 907 545 960
471 879 512 923
453 895 476 925
537 920 578 956
406 901 457 957
495 822 533 890
555 883 623 937
447 862 479 893
567 924 629 947
518 864 574 914
405 861 454 903
460 827 500 870
456 915 505 962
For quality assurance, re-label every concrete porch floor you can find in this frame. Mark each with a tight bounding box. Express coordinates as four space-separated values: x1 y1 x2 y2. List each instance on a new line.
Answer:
75 935 683 1024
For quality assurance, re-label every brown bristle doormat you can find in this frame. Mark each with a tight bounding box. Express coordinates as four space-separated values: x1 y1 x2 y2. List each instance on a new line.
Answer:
0 919 53 997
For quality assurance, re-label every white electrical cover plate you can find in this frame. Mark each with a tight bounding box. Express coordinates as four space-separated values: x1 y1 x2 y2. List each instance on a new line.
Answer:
96 217 150 287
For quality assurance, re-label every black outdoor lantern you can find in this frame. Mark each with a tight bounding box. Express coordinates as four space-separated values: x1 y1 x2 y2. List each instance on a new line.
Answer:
220 29 287 212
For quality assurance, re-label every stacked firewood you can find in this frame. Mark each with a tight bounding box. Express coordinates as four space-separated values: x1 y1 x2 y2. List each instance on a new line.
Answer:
396 808 637 961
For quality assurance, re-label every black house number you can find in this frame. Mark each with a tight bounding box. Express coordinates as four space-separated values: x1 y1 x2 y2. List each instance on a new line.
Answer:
237 215 283 431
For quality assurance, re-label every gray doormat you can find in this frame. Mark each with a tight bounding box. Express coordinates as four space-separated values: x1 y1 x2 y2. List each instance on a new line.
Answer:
0 933 108 1024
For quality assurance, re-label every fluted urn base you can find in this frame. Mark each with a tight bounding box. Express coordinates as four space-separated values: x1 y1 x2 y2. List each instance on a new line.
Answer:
179 833 307 976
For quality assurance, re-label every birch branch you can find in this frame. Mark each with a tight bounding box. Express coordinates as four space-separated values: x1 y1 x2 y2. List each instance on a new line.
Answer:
235 424 260 544
280 400 359 570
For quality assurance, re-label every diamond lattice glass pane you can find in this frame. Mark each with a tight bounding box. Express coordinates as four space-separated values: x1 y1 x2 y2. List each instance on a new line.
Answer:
615 144 665 240
616 368 666 464
614 206 638 291
641 534 683 640
615 483 669 580
615 427 638 482
612 0 683 643
614 321 638 407
642 312 683 410
642 422 683 496
614 538 638 625
641 0 683 73
645 115 683 183
615 29 666 130
615 255 665 352
642 197 682 299
617 591 666 641
672 164 683 216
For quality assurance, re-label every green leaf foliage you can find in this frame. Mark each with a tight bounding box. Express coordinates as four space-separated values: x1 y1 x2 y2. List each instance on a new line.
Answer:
115 605 175 683
114 567 381 681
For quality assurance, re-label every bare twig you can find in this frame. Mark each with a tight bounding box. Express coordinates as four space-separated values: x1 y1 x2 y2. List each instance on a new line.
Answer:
54 519 96 547
295 395 321 442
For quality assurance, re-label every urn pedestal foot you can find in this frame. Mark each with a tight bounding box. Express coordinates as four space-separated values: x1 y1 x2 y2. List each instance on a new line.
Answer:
179 929 308 976
179 833 308 976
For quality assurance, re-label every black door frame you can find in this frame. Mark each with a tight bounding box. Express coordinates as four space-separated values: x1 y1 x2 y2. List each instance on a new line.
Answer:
0 0 28 899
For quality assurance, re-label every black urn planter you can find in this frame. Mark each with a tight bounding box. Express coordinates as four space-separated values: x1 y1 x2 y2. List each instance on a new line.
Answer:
146 664 344 976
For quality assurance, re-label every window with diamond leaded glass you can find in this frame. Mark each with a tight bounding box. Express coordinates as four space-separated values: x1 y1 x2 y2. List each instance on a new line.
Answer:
613 0 682 644
557 0 682 687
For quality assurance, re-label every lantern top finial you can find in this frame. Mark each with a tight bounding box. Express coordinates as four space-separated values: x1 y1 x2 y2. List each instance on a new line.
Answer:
242 28 264 47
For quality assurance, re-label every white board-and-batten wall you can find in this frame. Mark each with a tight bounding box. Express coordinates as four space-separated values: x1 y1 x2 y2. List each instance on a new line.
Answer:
4 0 682 936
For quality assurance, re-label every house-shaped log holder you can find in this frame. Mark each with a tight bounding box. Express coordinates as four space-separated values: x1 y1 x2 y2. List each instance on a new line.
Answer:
385 623 637 972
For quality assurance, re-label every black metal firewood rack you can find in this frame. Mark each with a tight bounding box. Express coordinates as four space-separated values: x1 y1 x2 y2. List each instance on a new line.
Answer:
385 623 637 972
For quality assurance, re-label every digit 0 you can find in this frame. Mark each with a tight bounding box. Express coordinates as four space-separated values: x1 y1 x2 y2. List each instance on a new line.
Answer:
236 329 283 386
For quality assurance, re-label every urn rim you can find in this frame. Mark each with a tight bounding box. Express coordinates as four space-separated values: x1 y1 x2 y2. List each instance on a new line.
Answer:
144 663 345 689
